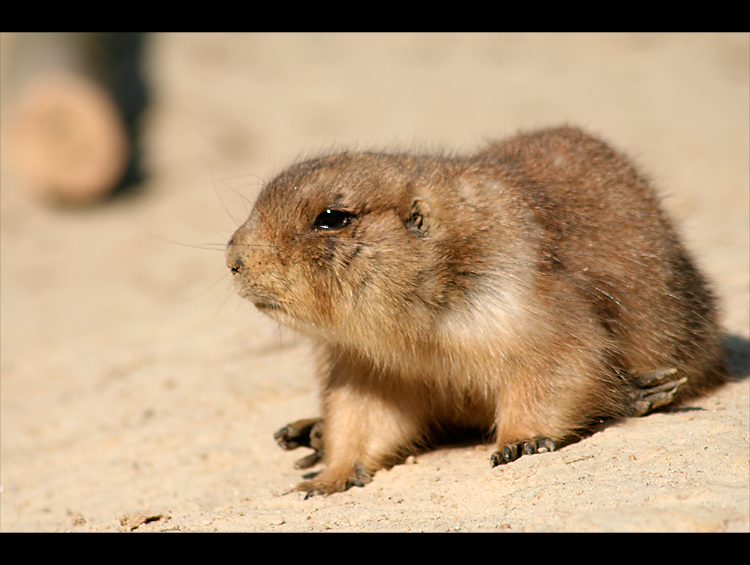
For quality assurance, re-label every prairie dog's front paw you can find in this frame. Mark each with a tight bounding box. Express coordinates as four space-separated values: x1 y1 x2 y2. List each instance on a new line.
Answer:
274 417 324 469
274 417 323 451
297 463 372 498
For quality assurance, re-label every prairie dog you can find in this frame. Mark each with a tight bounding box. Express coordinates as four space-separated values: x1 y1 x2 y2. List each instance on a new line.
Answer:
226 126 726 496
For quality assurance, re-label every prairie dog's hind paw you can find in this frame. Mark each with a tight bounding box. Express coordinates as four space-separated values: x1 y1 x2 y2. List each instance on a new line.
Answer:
629 368 688 417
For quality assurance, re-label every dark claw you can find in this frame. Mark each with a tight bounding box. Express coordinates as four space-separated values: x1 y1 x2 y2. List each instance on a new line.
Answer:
503 442 520 462
536 437 555 453
303 489 324 500
349 463 372 489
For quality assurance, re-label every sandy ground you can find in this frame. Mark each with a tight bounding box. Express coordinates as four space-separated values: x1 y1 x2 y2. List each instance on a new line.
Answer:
1 33 748 532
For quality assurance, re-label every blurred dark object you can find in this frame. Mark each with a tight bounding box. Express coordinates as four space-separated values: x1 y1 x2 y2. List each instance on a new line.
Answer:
8 33 149 204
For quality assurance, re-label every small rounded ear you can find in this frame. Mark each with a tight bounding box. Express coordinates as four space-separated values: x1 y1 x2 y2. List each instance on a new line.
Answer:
406 197 430 236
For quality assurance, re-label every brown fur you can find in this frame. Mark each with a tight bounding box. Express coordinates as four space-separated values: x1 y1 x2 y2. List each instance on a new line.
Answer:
226 126 726 495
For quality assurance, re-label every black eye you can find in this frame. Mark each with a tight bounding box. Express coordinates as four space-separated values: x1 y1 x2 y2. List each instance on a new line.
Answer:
313 209 355 231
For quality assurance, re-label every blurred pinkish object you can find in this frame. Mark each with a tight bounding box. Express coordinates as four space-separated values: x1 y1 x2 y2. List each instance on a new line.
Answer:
10 73 129 204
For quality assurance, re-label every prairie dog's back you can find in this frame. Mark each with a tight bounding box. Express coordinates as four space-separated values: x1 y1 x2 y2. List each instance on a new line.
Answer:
473 127 725 402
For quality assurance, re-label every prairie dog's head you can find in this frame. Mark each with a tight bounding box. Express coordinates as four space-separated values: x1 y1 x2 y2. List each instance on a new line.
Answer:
226 151 520 351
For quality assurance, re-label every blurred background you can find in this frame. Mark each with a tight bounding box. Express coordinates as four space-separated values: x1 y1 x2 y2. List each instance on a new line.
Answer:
1 33 748 532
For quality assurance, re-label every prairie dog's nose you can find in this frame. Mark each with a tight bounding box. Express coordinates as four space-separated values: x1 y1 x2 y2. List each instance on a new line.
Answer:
226 228 246 274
